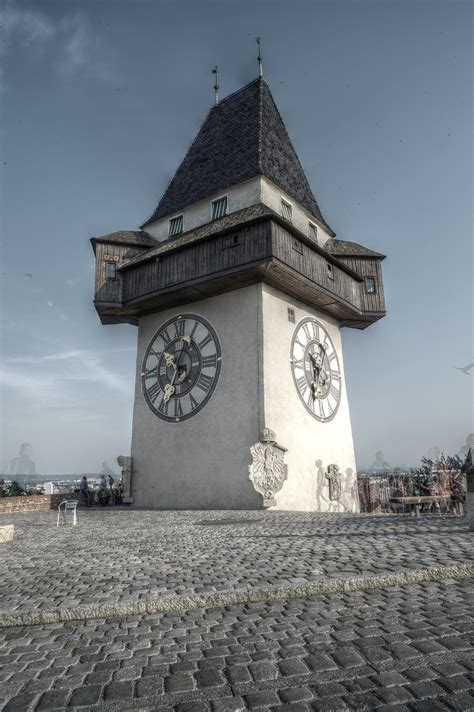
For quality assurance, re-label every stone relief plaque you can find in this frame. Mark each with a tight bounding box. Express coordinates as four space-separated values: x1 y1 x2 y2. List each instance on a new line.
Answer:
248 429 288 508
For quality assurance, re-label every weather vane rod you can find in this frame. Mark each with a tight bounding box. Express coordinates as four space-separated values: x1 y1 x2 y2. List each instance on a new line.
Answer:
212 66 219 105
256 37 263 78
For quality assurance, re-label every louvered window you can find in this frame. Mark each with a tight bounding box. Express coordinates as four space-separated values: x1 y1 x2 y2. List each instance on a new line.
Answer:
212 196 228 220
168 215 183 237
309 222 318 241
281 199 292 222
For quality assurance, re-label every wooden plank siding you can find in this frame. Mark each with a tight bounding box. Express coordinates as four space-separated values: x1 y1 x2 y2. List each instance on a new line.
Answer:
93 218 385 329
335 256 386 314
94 242 146 304
122 222 272 303
271 222 363 312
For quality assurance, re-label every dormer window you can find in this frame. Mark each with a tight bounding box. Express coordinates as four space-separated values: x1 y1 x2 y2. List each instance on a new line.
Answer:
281 199 292 222
365 277 376 294
309 222 318 242
211 196 228 220
168 215 183 237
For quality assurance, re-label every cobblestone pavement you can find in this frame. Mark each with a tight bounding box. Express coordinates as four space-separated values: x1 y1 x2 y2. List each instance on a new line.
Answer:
1 510 472 616
0 579 472 711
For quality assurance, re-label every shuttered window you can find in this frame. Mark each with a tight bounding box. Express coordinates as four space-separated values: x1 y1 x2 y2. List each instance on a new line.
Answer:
309 222 318 241
212 196 228 220
365 277 376 294
168 215 183 237
281 199 292 222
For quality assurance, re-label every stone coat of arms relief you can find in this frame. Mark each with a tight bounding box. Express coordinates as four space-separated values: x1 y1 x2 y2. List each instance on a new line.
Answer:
248 429 288 507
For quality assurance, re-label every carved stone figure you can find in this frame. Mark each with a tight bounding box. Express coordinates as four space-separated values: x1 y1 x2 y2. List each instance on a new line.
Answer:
325 463 342 501
117 455 133 503
248 429 288 507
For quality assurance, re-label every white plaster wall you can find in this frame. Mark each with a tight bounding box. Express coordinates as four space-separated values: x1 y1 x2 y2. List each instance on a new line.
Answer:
146 178 262 242
130 285 263 509
261 284 358 512
260 177 332 247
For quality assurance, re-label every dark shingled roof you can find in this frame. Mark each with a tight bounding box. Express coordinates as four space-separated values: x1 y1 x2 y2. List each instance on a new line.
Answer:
90 230 158 254
142 78 333 234
325 239 385 259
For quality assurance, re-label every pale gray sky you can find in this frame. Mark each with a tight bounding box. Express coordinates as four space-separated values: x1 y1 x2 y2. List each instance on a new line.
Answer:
0 0 472 473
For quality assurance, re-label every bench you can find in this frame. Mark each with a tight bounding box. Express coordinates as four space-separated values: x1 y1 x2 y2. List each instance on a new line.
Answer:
390 495 451 517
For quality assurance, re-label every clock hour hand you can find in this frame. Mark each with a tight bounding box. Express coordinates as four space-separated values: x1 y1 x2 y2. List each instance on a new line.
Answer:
163 383 175 402
164 351 177 369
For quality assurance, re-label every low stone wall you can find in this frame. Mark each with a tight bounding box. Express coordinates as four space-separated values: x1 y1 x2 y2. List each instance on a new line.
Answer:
0 494 84 514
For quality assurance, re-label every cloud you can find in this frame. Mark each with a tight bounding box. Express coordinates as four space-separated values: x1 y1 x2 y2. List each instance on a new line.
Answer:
0 2 115 92
1 349 133 411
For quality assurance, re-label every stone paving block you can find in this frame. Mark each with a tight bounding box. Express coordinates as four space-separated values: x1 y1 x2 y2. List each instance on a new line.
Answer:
313 682 346 698
403 666 438 682
225 665 251 685
243 690 281 708
371 671 407 687
248 661 278 681
445 692 474 711
164 673 195 693
69 684 102 706
331 648 365 668
304 653 337 672
439 636 472 652
408 681 449 699
195 668 225 689
211 697 246 711
35 689 71 710
409 701 450 712
377 685 415 705
277 657 309 677
438 675 473 693
175 702 209 712
312 698 349 711
103 680 134 701
278 685 313 703
135 673 164 697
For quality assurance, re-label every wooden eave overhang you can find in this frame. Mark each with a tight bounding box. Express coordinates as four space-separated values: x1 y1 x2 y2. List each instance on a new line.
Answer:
119 205 361 282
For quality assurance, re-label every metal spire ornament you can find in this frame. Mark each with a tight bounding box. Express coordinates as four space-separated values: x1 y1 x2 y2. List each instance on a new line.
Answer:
212 66 219 105
256 37 263 78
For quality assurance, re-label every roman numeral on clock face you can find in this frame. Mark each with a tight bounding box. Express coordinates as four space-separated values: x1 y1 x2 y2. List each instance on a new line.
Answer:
174 319 185 337
174 399 183 418
198 333 212 350
160 327 172 345
157 397 169 415
296 375 307 393
197 373 213 393
330 384 340 400
147 381 161 403
202 354 217 369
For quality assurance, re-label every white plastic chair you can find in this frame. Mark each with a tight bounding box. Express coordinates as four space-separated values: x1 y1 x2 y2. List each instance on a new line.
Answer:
57 500 79 527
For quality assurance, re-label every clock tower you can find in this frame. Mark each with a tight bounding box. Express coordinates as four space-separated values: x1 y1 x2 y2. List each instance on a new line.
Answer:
91 77 386 511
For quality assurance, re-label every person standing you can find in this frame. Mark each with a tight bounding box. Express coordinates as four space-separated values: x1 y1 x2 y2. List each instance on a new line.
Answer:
79 476 92 507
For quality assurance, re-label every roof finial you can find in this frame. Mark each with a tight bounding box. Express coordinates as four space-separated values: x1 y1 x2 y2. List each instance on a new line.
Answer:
212 66 219 106
256 37 263 78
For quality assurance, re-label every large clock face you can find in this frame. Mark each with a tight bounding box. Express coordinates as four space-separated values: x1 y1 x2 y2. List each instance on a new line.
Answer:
141 314 222 422
290 317 342 422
